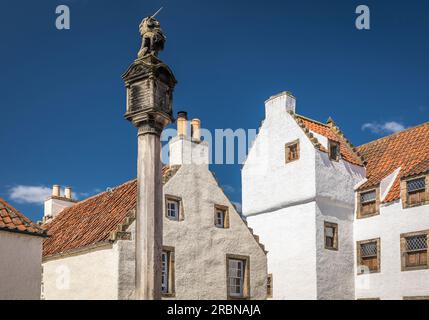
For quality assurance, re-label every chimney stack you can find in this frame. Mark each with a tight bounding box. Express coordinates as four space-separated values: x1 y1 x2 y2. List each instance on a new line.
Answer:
44 185 76 223
191 119 201 141
177 111 188 137
52 185 61 197
64 187 72 200
265 91 296 119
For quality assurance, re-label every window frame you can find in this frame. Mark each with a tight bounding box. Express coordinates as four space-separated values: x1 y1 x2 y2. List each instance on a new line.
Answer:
357 238 381 275
226 254 250 300
161 246 175 297
267 274 273 298
328 140 340 162
324 222 339 251
285 139 300 164
401 175 429 209
165 195 184 221
214 204 230 229
400 230 429 272
357 188 380 219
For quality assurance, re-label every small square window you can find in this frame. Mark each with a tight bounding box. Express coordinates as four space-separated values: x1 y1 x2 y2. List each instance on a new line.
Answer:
401 231 429 271
358 189 379 218
328 140 340 161
165 196 183 221
285 140 300 163
214 205 229 229
357 238 380 274
406 177 426 206
324 222 338 250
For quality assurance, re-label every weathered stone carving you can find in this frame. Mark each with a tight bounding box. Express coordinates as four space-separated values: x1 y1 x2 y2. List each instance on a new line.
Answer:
138 16 166 58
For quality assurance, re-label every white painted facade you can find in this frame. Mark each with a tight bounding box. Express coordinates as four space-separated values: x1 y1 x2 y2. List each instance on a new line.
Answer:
42 129 267 300
354 200 429 300
242 92 365 300
0 231 43 300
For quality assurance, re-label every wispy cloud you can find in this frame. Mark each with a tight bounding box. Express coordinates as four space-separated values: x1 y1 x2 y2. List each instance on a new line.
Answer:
361 121 406 135
222 184 236 193
9 185 52 205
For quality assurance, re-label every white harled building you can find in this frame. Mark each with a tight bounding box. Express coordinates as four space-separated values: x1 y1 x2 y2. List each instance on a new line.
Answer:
242 91 429 300
42 114 268 300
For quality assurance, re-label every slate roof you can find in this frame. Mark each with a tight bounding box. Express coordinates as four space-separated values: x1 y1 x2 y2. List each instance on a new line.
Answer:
43 166 180 258
357 122 429 203
0 197 46 237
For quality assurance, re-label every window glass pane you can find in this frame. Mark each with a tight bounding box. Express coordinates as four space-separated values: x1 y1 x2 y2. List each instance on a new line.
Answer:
167 200 179 219
325 227 334 238
408 178 426 193
161 252 168 293
361 191 376 203
361 242 377 257
228 259 244 297
406 235 427 251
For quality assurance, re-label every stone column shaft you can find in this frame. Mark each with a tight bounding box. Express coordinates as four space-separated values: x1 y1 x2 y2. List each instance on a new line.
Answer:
135 130 163 300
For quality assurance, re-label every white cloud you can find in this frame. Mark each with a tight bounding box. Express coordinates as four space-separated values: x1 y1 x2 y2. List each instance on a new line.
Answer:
361 121 406 135
9 185 52 204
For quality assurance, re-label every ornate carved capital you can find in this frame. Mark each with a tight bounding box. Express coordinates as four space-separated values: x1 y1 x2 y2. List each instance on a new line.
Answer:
137 121 164 136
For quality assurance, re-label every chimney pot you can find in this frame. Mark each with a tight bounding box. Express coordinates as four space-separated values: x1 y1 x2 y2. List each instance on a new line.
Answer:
177 111 188 137
64 187 72 200
191 119 201 141
52 185 61 197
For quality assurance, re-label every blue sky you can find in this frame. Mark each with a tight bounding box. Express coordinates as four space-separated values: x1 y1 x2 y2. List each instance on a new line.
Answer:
1 0 428 222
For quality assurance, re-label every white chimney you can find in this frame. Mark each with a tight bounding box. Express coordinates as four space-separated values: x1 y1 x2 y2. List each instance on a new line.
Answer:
169 113 209 166
44 185 76 223
265 91 296 119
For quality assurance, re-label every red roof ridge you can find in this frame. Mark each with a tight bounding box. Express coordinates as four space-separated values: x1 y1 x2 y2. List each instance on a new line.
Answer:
291 112 364 166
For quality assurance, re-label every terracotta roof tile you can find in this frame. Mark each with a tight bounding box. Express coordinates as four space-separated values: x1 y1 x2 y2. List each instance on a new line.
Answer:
293 114 364 166
43 166 180 258
0 197 46 236
357 122 429 203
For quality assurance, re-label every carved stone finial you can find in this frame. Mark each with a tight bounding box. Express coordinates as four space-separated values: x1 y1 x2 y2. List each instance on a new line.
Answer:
137 16 166 59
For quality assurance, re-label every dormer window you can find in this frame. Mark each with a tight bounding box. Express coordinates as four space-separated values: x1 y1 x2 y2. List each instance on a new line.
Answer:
328 140 340 161
285 140 300 164
406 177 427 207
357 189 379 219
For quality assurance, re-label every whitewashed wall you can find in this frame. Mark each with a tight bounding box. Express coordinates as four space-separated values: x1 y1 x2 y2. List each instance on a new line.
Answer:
354 201 429 300
242 94 319 299
42 244 119 300
242 92 366 300
0 231 43 300
43 164 268 300
118 164 268 300
247 203 318 299
315 149 365 299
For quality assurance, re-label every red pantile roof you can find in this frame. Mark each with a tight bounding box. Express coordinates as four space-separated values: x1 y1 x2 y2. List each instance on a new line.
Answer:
43 166 180 258
291 113 364 166
0 197 46 237
357 122 429 203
